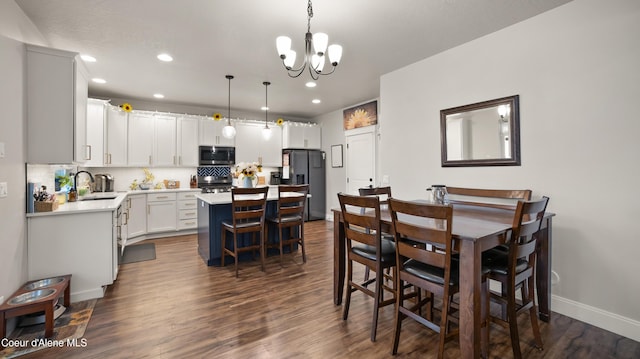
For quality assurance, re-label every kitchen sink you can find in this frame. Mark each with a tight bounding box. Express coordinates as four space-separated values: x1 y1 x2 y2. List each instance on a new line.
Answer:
79 195 117 201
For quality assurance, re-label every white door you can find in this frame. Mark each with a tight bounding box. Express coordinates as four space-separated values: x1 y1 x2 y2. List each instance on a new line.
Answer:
346 130 375 195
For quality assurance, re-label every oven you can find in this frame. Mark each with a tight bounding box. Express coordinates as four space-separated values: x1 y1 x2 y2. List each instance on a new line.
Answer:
199 146 235 166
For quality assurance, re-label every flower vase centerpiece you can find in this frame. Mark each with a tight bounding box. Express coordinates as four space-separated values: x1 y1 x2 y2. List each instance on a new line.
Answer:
234 161 262 188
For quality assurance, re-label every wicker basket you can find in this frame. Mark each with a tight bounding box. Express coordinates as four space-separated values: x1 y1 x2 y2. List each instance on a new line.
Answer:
35 201 59 212
163 180 180 189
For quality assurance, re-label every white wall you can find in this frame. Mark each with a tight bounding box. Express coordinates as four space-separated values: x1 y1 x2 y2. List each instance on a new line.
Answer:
0 0 47 327
315 108 346 218
377 0 640 340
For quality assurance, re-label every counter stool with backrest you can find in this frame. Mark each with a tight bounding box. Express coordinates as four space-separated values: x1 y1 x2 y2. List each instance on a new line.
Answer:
358 186 393 283
389 198 484 358
338 192 396 342
221 186 269 277
484 196 550 359
266 184 309 265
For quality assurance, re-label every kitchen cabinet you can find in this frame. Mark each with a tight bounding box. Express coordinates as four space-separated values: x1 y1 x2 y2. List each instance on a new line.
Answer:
147 192 177 233
154 114 177 166
128 112 155 166
28 211 114 302
85 99 106 167
177 192 198 230
282 123 322 149
105 105 128 166
126 194 147 239
200 118 235 146
177 117 199 166
26 44 89 164
235 122 282 167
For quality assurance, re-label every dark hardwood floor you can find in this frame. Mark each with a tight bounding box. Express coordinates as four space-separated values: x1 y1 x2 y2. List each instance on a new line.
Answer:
21 221 639 358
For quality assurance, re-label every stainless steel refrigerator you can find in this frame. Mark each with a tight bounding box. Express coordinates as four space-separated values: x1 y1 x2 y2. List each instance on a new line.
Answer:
281 149 326 221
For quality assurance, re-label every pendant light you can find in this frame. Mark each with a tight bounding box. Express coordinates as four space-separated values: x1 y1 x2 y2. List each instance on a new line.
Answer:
262 81 272 140
222 75 236 139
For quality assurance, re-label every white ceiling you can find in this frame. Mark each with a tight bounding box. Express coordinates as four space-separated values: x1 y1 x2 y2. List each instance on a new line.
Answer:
16 0 572 119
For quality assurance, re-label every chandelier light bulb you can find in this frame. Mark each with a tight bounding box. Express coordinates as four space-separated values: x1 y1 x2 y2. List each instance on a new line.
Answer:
312 32 328 55
327 44 343 66
276 36 292 57
262 126 272 140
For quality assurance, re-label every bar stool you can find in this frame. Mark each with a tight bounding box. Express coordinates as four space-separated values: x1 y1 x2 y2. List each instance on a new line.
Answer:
266 184 309 265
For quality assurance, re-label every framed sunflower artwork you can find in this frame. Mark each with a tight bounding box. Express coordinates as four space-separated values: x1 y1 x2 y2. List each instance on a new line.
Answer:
343 100 377 130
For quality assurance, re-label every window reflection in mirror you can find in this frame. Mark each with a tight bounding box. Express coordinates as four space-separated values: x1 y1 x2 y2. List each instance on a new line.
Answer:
440 95 520 167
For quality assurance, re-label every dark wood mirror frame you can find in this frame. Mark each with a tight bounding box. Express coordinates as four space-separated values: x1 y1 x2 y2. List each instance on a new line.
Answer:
440 95 520 167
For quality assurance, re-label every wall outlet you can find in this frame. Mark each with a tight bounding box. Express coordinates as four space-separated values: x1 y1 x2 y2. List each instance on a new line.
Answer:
0 296 4 305
382 175 390 184
0 182 7 198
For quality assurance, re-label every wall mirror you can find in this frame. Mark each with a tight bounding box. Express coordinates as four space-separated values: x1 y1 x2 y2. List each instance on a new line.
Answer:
440 95 520 167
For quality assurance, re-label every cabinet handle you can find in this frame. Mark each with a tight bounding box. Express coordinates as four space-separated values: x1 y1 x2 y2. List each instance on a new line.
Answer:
185 212 196 216
109 153 112 165
149 155 152 165
184 221 195 226
304 139 308 148
157 196 169 199
123 212 129 225
173 155 177 165
86 145 92 160
127 197 131 209
179 156 182 166
147 204 150 215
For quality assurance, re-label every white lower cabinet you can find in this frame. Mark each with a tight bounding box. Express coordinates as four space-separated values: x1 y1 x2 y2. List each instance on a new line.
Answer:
147 192 177 233
126 194 147 239
177 192 198 230
28 211 114 302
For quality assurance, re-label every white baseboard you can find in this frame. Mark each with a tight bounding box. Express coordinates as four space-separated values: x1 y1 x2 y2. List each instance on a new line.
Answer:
552 294 640 342
70 286 105 303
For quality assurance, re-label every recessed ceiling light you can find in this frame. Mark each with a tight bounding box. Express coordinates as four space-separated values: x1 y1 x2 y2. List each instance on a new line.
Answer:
91 78 106 84
312 99 321 104
305 81 317 88
261 106 269 111
153 94 165 99
81 55 96 62
157 53 173 62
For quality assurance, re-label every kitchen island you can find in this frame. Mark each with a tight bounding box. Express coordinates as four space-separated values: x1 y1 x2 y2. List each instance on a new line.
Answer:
196 187 300 266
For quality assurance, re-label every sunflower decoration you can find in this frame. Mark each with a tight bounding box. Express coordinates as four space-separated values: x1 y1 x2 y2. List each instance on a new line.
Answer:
276 118 285 126
120 103 133 112
212 113 222 121
346 108 371 129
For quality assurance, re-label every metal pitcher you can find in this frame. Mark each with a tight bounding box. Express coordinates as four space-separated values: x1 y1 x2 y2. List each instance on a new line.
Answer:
427 185 449 205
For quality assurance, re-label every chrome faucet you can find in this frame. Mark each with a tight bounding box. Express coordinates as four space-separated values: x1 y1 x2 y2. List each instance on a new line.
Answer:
74 170 95 192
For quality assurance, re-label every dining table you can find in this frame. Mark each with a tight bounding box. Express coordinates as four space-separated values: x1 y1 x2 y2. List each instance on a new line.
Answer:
332 202 555 359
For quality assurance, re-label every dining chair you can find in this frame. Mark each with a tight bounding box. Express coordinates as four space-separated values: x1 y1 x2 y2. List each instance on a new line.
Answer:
484 196 550 359
388 198 470 358
220 186 269 277
446 187 532 210
358 186 393 283
338 192 396 342
265 184 309 265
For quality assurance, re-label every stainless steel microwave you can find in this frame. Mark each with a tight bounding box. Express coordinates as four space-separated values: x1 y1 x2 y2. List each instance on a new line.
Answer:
198 146 235 166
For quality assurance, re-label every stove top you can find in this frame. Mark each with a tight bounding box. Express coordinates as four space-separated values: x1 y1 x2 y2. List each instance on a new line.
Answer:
200 186 232 194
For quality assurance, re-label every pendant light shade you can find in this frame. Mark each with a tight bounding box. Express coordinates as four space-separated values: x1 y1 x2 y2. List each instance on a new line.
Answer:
262 81 272 140
222 75 236 139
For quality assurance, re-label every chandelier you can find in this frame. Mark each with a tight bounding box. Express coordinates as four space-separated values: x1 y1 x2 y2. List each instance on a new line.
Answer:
221 75 236 139
276 0 343 80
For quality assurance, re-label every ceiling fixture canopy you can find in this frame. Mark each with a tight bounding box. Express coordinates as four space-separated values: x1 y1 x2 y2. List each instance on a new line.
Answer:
276 0 342 80
222 75 236 139
262 81 272 140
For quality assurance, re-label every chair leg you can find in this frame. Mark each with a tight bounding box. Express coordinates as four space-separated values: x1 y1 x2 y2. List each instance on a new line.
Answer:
370 265 382 342
527 278 544 350
260 228 266 272
233 232 239 278
507 286 522 359
279 225 285 265
481 278 490 358
438 289 450 359
342 260 353 321
300 224 306 263
392 279 405 355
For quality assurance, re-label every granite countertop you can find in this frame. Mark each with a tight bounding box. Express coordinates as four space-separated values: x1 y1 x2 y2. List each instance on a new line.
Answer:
27 188 201 217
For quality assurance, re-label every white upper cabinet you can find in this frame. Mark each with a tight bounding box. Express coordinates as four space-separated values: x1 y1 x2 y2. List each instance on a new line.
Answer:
282 123 322 149
104 105 128 166
26 45 89 164
177 116 199 167
85 99 106 167
235 122 282 167
154 114 177 167
199 118 235 146
128 112 155 166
